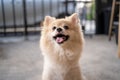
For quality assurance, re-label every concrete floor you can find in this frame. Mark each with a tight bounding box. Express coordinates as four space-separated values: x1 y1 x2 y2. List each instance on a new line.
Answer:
0 35 120 80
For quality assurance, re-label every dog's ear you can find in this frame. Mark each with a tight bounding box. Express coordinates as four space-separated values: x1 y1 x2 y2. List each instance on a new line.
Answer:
43 16 55 27
69 13 80 24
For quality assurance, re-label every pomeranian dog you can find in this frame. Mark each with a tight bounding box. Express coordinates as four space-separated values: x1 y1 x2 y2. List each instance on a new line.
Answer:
40 13 84 80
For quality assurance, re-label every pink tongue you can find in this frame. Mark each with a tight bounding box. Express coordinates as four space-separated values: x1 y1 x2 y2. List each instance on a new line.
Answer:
56 37 64 43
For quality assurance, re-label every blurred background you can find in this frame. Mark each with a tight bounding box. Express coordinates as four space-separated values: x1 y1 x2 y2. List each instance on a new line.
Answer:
0 0 96 37
0 0 120 80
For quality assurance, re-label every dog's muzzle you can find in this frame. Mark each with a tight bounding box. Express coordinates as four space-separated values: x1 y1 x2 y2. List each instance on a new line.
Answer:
53 34 69 44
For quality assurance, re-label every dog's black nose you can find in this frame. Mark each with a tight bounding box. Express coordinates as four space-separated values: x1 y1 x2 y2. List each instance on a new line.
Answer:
57 28 62 32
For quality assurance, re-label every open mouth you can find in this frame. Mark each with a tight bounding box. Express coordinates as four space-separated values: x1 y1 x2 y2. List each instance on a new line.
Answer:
53 34 69 44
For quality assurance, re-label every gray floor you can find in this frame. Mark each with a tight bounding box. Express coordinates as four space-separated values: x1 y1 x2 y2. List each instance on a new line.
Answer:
0 35 120 80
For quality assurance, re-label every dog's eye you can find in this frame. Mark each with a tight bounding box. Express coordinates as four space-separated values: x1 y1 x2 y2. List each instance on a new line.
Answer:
52 26 56 30
64 26 69 30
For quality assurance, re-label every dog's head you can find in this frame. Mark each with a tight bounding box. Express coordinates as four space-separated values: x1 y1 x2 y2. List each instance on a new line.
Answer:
41 13 83 46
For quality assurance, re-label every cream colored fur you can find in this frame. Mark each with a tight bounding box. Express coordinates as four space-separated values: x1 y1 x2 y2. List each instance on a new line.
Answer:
40 13 84 80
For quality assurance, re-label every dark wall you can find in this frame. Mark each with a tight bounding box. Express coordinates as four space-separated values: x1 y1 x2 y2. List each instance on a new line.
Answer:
95 0 112 34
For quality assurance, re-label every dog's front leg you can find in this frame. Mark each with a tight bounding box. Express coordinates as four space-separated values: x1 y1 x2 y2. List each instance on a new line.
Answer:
42 70 63 80
64 66 83 80
42 70 53 80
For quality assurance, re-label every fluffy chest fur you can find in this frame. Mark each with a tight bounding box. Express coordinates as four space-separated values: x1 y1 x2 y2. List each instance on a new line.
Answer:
43 50 82 80
42 41 82 62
